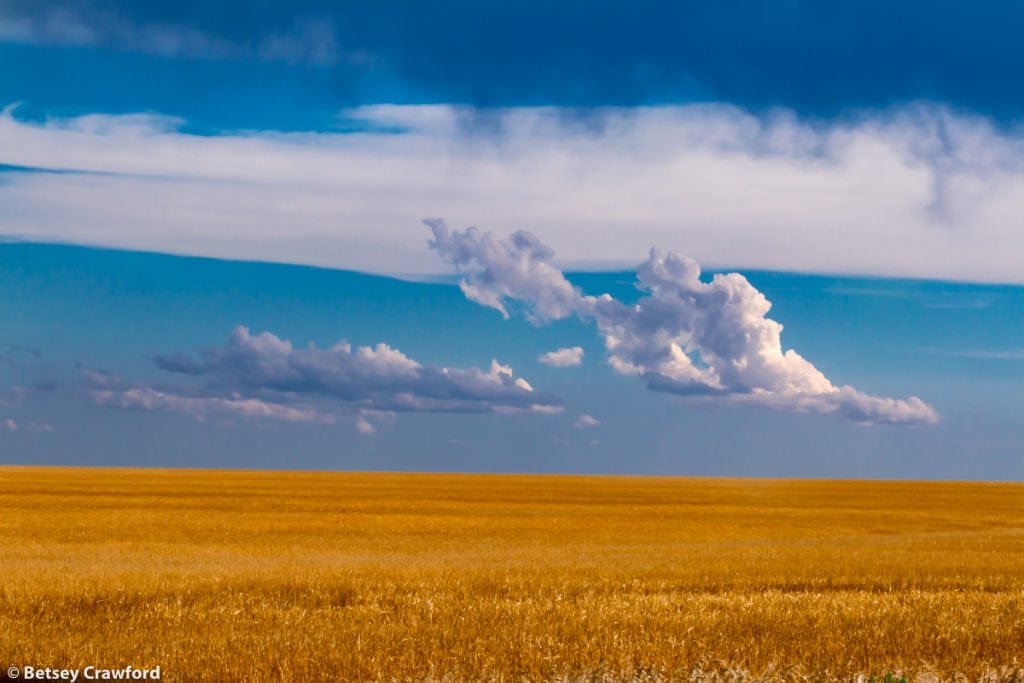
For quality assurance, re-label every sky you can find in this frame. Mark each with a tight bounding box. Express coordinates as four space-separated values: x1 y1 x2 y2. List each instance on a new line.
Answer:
1 1 1022 478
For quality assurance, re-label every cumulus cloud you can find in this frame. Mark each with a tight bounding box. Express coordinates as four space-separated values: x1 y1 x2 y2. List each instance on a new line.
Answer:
538 346 584 367
154 326 555 414
2 104 1024 283
90 326 560 430
429 220 939 426
573 414 600 429
426 219 580 322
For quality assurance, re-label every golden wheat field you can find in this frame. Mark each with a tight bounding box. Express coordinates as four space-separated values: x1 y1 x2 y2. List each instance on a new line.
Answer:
0 467 1022 682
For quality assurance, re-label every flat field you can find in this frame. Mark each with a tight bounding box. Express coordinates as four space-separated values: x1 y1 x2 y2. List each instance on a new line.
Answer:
0 467 1022 682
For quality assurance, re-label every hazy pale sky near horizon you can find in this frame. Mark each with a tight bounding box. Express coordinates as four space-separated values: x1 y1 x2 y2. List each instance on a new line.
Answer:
1 1 1022 477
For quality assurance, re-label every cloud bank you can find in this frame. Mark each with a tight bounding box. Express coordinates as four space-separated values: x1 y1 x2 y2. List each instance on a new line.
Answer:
2 104 1024 283
91 326 560 429
428 219 938 426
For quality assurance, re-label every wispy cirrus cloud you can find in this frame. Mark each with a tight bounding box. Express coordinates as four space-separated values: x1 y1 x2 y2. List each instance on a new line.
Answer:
428 219 938 426
90 387 334 424
0 5 350 66
0 417 54 433
932 348 1024 361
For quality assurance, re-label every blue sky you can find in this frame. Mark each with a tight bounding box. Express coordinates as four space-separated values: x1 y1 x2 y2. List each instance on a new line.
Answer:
1 2 1022 478
4 2 1024 125
1 241 1021 479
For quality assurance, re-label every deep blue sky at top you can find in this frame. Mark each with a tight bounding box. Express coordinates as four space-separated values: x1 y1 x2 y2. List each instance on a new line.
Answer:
3 1 1024 131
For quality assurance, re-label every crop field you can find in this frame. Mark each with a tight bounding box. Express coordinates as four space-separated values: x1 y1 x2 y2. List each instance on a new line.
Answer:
0 467 1022 682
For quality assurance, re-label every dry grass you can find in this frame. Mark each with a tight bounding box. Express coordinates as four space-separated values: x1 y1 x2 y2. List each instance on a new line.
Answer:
0 467 1022 682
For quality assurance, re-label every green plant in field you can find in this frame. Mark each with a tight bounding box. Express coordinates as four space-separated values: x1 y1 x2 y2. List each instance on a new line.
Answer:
867 672 909 683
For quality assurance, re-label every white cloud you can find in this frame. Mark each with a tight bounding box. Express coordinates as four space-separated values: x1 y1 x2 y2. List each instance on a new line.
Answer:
573 414 600 429
0 7 346 65
90 387 334 424
90 325 560 424
425 219 580 321
354 415 376 434
538 346 584 367
1 104 1024 282
0 417 52 432
429 220 939 426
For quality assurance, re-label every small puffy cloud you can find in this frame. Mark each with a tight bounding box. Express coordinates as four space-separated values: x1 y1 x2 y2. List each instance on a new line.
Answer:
77 365 119 387
573 414 600 429
1 418 17 432
539 346 584 368
430 220 939 426
354 415 376 435
91 326 561 427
